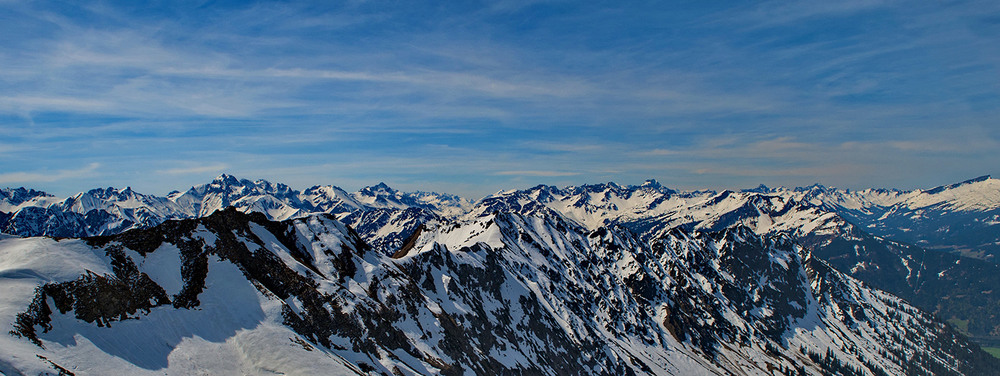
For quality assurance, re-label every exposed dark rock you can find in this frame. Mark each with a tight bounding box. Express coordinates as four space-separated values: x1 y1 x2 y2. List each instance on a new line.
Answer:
8 208 1000 375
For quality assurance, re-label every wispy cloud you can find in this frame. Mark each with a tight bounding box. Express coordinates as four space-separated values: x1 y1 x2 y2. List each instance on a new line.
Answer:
494 170 580 177
733 0 891 30
518 141 607 153
0 96 112 113
0 163 100 185
0 1 995 196
637 148 682 156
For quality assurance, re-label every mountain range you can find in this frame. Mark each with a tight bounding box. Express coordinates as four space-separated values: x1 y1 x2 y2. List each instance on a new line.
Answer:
4 174 998 258
1 174 999 375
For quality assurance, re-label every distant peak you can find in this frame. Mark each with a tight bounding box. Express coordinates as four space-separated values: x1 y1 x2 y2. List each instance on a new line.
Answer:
793 183 828 193
1 187 50 196
742 184 771 193
528 184 558 192
254 179 281 190
926 175 991 195
86 186 118 195
0 187 53 202
362 182 396 194
579 182 621 192
213 173 244 186
627 179 676 194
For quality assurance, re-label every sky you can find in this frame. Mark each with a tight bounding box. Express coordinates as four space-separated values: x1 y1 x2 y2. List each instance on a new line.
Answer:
0 0 998 199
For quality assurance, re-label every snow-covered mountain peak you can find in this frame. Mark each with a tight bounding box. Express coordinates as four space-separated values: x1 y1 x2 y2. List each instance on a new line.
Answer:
364 181 395 193
350 182 473 217
208 174 254 192
355 182 404 205
793 183 831 194
906 175 1000 211
168 174 308 220
635 178 662 189
76 186 138 201
355 182 403 203
356 182 400 201
742 183 773 193
926 175 991 195
599 181 623 191
299 184 361 215
251 179 295 196
3 188 1000 374
211 172 243 186
520 184 556 201
4 174 999 262
197 174 299 199
0 187 57 213
573 181 624 195
59 186 176 214
0 187 53 202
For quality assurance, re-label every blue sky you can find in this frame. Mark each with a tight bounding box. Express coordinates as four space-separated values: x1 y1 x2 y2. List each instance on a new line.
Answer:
1 0 998 198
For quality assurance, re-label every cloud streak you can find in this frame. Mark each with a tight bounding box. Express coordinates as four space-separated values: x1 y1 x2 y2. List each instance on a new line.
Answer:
494 170 581 177
0 163 100 185
0 0 996 197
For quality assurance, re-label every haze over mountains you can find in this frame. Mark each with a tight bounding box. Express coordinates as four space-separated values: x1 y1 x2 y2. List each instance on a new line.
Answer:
2 174 1000 375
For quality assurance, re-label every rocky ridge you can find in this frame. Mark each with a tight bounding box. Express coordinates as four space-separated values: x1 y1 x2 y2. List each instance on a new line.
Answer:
2 208 997 375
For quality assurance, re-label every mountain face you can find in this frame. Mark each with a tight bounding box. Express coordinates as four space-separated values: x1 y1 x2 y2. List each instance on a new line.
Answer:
468 177 1000 257
3 209 997 375
464 178 1000 348
0 175 472 256
340 207 441 256
0 188 58 213
466 181 859 244
4 175 997 259
4 174 1000 355
804 220 1000 346
824 176 1000 261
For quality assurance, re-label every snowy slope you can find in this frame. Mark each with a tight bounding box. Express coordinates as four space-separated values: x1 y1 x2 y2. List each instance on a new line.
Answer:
829 176 1000 259
2 209 996 375
351 182 474 216
463 178 1000 343
0 175 471 254
899 175 1000 212
465 176 1000 258
340 207 441 256
168 174 310 220
0 212 366 375
54 187 190 235
0 188 60 213
300 184 365 216
466 182 851 243
4 175 998 259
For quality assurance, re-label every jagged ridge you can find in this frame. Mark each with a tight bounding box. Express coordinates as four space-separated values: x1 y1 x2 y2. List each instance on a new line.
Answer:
2 209 996 375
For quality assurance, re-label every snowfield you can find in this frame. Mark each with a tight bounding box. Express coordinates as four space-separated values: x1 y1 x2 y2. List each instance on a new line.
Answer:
0 208 995 375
